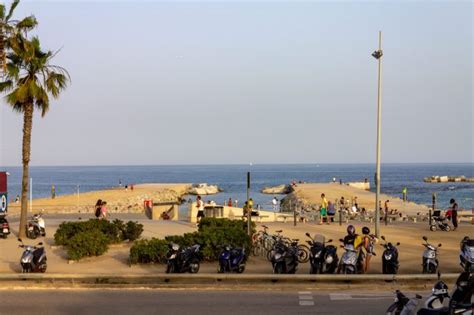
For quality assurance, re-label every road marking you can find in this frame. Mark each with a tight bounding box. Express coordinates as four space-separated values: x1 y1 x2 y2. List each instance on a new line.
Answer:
298 291 314 306
298 291 311 295
299 301 315 306
329 293 394 301
299 295 314 300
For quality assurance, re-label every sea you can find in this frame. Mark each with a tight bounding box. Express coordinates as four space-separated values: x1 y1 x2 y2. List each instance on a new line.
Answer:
1 164 473 211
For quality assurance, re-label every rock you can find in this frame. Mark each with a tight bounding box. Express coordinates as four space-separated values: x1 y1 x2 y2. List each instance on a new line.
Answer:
187 183 221 195
347 182 370 190
439 176 449 183
261 184 292 194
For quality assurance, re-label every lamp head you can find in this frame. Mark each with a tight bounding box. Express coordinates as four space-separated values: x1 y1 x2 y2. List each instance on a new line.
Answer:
372 50 383 59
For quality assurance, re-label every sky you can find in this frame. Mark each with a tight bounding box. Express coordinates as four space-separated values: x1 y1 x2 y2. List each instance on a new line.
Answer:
0 0 472 166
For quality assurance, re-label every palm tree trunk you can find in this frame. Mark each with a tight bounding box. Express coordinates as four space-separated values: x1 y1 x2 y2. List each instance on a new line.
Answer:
19 102 33 238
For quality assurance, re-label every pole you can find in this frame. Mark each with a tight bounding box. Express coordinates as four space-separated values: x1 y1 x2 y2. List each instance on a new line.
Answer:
339 202 342 226
374 31 383 238
29 177 32 213
430 193 435 226
246 172 251 236
293 201 297 226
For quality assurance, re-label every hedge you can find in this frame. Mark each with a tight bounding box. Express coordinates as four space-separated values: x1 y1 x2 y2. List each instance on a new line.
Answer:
129 218 255 264
54 219 143 260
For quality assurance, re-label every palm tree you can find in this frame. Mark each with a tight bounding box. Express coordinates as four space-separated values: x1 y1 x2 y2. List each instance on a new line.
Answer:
0 0 37 74
0 35 70 237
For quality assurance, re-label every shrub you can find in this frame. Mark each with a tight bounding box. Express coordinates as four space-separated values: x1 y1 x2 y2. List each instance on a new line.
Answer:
132 218 254 263
122 221 144 242
129 238 168 264
66 230 109 261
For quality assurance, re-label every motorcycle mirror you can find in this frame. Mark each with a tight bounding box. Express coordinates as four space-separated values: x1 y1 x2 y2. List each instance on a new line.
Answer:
422 236 428 241
339 238 344 242
18 238 22 242
381 235 386 241
305 232 311 237
438 243 442 247
38 242 43 246
327 239 333 243
396 242 400 246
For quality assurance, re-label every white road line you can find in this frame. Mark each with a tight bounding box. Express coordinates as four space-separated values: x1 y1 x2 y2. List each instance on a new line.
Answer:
330 293 352 300
299 301 315 306
298 291 312 295
329 293 394 301
299 295 314 300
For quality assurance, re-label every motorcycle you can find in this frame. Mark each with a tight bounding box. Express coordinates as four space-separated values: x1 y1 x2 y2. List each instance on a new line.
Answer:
0 215 10 239
165 243 201 274
305 232 338 274
271 239 299 274
421 236 442 274
386 290 422 315
18 238 47 273
218 244 247 273
417 272 473 315
380 235 400 274
459 236 474 273
26 213 46 239
337 239 364 274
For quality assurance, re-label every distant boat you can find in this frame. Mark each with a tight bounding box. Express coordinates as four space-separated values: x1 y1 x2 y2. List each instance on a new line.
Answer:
448 186 455 190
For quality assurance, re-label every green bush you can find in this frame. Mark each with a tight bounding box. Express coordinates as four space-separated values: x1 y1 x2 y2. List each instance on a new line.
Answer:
54 219 144 260
129 238 168 264
66 230 109 261
131 218 254 263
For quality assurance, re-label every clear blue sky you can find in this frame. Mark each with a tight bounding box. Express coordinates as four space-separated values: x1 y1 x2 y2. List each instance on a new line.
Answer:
0 0 472 166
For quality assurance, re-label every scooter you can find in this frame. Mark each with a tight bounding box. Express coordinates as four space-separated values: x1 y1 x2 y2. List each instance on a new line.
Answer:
337 239 363 274
218 244 247 273
305 232 338 274
0 215 10 239
421 236 442 274
381 235 400 274
417 272 473 315
26 213 46 239
459 236 474 273
18 238 47 273
271 239 299 274
165 243 201 274
386 290 423 315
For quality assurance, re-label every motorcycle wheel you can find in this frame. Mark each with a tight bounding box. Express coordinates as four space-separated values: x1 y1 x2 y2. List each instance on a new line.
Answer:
297 245 310 263
166 263 175 274
344 266 355 274
189 259 200 274
427 264 436 274
2 234 7 239
444 225 451 232
237 264 245 274
429 225 437 232
310 263 320 274
266 250 274 262
40 263 47 273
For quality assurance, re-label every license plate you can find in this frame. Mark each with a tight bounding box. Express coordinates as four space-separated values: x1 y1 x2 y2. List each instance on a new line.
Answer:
2 228 7 233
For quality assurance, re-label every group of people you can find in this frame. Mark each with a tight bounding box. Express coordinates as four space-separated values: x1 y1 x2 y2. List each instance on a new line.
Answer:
94 199 108 219
339 224 378 273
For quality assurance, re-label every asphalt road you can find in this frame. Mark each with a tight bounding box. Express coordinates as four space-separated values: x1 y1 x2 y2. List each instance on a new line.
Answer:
0 289 403 315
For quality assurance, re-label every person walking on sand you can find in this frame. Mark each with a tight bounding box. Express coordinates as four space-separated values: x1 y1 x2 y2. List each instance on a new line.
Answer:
272 197 278 211
450 198 458 230
402 187 407 202
100 201 108 220
51 185 56 199
196 195 205 226
320 193 328 224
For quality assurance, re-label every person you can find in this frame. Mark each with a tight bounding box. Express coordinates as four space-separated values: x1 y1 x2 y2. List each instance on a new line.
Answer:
100 201 108 220
450 198 458 230
320 193 328 224
119 180 122 187
339 179 342 185
338 225 361 274
361 226 377 273
332 177 336 183
299 208 307 223
94 199 103 218
339 196 345 210
327 201 335 223
51 185 56 199
353 196 359 210
161 211 170 220
227 198 232 207
196 195 204 225
130 184 134 191
234 200 238 208
272 197 278 211
125 184 128 191
14 195 20 203
248 198 254 210
384 200 390 221
243 201 249 218
402 187 407 202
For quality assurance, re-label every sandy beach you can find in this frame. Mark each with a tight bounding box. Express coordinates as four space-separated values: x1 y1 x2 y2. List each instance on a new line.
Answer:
7 183 191 215
290 183 430 216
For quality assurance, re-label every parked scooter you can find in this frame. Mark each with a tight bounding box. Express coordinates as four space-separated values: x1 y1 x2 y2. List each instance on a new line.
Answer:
421 236 442 274
271 239 299 274
338 238 363 274
386 290 423 315
26 212 46 239
0 215 10 239
165 243 201 273
380 235 400 274
305 233 338 274
459 236 474 273
18 238 47 273
417 272 473 315
218 244 247 273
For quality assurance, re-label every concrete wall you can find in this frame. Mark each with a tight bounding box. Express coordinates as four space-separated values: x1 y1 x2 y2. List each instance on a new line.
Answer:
146 204 179 221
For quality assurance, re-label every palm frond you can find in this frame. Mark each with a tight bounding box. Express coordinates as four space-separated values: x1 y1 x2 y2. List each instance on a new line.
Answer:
0 80 13 93
0 4 6 21
5 0 20 22
16 16 37 32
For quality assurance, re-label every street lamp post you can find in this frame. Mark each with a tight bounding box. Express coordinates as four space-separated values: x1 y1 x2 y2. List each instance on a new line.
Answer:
372 31 383 238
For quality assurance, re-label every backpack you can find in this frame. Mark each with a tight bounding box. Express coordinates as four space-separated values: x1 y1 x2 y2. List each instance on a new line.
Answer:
95 206 101 218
